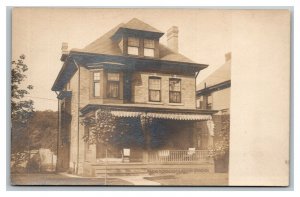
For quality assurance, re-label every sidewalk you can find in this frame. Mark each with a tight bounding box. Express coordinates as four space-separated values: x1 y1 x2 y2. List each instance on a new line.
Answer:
111 175 161 186
61 172 161 185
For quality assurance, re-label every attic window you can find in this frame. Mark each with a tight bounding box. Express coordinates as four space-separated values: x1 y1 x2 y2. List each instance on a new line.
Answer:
128 37 139 55
144 39 155 57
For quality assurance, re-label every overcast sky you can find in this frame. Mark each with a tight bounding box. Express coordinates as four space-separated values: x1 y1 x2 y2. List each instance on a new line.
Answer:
12 8 232 111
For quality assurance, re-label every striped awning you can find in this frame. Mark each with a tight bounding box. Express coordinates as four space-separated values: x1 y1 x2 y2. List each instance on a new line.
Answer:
110 111 212 121
111 111 142 118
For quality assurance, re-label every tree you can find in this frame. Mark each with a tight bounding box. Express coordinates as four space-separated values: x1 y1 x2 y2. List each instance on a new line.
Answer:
27 111 58 153
208 115 230 171
81 109 117 145
11 54 34 171
81 109 145 152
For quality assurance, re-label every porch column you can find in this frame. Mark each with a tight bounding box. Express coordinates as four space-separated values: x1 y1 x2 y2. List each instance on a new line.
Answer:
207 119 215 147
140 113 152 163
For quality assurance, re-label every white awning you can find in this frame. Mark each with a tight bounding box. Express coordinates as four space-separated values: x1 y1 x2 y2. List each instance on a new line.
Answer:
110 110 212 121
111 111 142 118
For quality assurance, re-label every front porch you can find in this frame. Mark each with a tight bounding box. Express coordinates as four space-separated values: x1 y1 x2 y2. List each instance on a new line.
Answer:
80 105 216 177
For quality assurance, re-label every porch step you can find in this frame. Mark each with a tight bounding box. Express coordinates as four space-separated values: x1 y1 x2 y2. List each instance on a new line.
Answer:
89 162 214 177
95 168 148 177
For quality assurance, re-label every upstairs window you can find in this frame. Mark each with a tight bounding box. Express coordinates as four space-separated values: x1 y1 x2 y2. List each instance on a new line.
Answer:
107 73 120 98
144 39 155 57
128 37 139 55
169 78 181 103
93 72 100 97
198 96 204 109
149 77 161 102
207 94 213 109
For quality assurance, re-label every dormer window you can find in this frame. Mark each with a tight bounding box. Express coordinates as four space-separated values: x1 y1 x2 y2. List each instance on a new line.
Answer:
144 39 155 57
127 37 139 56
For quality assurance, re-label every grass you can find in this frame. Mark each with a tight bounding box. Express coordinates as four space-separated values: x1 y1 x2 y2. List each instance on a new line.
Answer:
145 173 228 186
11 173 133 186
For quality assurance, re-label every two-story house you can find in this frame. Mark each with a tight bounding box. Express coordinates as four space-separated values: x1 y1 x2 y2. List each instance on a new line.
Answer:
52 18 217 176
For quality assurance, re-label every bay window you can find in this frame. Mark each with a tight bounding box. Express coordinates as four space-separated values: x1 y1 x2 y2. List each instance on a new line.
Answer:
93 72 100 97
107 72 120 98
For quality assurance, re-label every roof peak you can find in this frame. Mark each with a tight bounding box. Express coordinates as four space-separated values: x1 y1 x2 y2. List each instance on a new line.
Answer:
122 18 163 33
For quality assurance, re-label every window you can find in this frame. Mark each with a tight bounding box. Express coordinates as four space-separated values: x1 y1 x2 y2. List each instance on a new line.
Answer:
128 37 139 55
93 72 100 97
207 94 212 109
169 78 181 103
198 96 204 109
107 73 120 98
144 39 155 57
149 77 161 102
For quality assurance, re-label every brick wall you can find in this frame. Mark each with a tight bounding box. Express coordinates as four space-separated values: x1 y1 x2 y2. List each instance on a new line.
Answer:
132 72 196 109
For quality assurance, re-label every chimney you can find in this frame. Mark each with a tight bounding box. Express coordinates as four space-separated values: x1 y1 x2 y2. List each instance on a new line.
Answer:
60 42 69 61
225 52 231 62
167 26 179 53
61 42 68 55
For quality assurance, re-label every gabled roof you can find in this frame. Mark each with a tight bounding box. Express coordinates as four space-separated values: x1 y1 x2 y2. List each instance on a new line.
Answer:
71 18 195 64
198 59 231 91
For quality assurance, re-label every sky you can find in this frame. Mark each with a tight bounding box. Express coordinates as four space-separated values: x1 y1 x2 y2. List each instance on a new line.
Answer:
12 8 232 111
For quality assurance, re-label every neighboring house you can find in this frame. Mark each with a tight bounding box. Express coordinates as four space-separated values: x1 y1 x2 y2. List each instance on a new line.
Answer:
196 53 231 173
196 53 231 114
52 18 217 176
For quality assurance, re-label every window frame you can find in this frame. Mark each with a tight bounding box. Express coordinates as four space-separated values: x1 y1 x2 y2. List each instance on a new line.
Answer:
148 76 161 102
127 37 140 56
106 72 120 99
143 39 155 57
92 72 101 97
169 78 182 103
206 94 213 109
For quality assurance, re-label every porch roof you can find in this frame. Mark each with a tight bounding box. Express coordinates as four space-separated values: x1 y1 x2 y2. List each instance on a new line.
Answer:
80 104 218 120
111 111 212 120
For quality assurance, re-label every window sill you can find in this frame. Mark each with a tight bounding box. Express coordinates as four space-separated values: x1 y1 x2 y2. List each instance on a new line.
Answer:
147 101 163 105
168 102 184 106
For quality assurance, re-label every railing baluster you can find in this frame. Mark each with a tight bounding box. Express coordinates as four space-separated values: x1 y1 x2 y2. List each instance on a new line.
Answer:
146 149 209 164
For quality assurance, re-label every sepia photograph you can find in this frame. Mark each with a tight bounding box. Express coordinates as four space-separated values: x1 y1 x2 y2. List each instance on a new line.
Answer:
10 8 290 186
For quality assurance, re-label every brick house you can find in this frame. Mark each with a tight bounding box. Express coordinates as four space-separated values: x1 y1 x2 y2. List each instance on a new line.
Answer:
52 18 217 176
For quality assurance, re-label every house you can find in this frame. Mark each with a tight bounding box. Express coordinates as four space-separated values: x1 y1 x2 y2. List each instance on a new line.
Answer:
196 52 231 114
196 53 231 172
51 18 217 176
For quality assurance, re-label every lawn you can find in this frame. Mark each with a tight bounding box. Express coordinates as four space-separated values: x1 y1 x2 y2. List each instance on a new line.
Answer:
145 173 228 186
11 173 133 186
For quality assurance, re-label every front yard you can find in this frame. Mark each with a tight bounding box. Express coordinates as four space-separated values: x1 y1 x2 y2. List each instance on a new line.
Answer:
145 173 228 186
11 172 228 186
11 173 133 186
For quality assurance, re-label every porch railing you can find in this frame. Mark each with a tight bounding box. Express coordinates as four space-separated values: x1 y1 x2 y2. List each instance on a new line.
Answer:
148 150 210 163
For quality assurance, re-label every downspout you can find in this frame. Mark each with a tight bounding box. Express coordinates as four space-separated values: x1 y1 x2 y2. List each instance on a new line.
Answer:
55 91 60 172
195 70 200 108
73 58 80 174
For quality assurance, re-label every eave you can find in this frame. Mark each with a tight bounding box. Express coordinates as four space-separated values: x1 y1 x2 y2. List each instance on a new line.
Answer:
196 80 231 96
52 51 208 92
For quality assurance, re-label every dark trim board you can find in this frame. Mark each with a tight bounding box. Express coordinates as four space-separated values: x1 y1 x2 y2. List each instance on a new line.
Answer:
197 80 231 96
